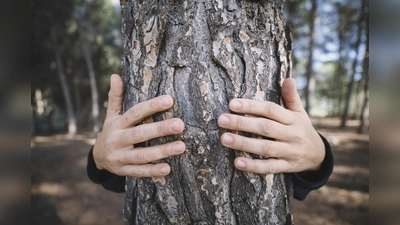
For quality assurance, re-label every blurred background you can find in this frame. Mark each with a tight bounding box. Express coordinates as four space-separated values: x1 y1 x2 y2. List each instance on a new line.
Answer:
30 0 371 224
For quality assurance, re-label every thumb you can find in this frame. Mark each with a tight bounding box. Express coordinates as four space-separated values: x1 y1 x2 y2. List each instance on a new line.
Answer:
282 78 305 113
106 74 124 117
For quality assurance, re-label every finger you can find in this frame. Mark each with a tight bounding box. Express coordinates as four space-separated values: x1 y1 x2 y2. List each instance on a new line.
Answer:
234 157 291 174
227 99 294 125
118 163 172 177
115 118 184 147
220 133 289 158
106 74 125 117
115 95 175 129
281 78 306 114
120 141 185 165
218 114 290 141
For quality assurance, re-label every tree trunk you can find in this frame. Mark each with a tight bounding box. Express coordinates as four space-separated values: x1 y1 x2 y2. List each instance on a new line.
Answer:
354 0 368 120
50 27 77 136
73 76 83 130
358 7 369 134
340 0 365 128
121 1 293 224
304 0 317 115
81 39 101 136
333 3 345 117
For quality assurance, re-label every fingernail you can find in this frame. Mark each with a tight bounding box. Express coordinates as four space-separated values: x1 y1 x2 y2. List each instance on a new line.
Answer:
219 115 230 125
173 143 184 154
160 96 172 107
170 120 182 132
159 166 170 175
236 160 245 168
230 100 241 109
223 134 234 144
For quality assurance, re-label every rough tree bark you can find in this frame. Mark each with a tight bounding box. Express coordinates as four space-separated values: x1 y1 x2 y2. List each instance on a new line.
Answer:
120 0 293 224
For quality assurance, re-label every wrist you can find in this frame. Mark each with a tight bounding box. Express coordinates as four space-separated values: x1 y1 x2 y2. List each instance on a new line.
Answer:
92 145 105 170
308 134 326 171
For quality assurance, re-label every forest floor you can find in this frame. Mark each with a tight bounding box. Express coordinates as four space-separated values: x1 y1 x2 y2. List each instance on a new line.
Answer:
31 117 369 225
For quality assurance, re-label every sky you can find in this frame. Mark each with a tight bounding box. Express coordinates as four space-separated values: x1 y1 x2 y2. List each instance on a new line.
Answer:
110 0 119 6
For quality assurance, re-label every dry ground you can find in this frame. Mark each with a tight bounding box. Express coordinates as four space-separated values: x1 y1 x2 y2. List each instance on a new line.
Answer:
31 118 368 224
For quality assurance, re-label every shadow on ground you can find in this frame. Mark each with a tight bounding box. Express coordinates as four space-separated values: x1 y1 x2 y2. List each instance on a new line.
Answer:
31 134 124 225
293 118 369 225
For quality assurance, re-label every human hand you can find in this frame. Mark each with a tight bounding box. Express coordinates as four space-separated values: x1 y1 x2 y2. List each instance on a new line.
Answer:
93 74 186 177
217 78 325 174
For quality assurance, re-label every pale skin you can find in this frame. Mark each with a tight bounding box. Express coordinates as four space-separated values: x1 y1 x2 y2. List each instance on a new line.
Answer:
93 74 325 177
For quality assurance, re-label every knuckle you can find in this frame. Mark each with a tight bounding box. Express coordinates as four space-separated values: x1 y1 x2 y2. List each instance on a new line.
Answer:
158 123 167 136
107 90 113 99
247 101 254 112
103 137 116 150
267 163 276 174
134 169 145 177
236 117 246 130
266 103 278 117
261 121 275 136
114 166 126 176
238 138 247 150
250 162 259 173
150 167 162 177
261 144 273 157
133 152 148 163
162 147 171 158
131 128 144 142
150 100 159 111
104 154 114 164
128 106 141 121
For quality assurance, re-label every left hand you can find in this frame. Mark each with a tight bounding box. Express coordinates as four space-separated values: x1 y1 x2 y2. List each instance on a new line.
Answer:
217 78 325 174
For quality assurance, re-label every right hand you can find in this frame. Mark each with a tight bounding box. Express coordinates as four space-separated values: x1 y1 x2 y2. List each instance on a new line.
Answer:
93 74 186 177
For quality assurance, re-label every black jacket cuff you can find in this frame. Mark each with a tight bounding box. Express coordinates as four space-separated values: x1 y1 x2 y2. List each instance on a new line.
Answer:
293 134 334 200
86 147 125 193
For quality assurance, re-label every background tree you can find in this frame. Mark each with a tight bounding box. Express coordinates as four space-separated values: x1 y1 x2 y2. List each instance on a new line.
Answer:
304 0 317 114
340 0 367 128
31 0 369 135
31 0 121 135
121 0 293 224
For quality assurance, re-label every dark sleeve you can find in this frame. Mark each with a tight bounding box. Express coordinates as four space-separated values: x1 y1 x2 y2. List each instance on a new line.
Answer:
86 147 126 193
292 134 334 201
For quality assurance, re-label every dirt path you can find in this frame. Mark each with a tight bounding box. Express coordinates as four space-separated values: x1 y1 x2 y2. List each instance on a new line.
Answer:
293 118 369 225
31 118 368 224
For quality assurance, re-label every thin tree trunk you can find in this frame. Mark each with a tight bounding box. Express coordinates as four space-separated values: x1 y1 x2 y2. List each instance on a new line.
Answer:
340 0 365 128
305 0 317 115
353 74 363 119
121 1 293 224
50 27 77 136
81 39 100 136
358 6 369 134
73 76 83 130
334 3 344 117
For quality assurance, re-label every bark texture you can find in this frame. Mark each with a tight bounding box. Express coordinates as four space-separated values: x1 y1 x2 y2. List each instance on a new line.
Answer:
121 0 293 224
